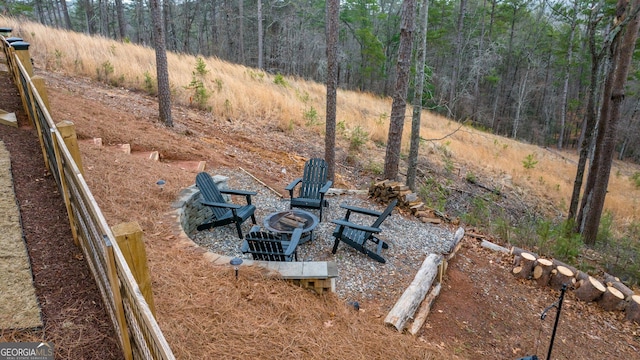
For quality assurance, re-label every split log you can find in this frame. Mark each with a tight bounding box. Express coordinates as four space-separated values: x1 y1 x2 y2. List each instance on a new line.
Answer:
479 240 510 254
549 265 575 291
385 254 443 332
574 276 606 302
597 286 626 312
408 283 442 336
444 227 465 261
278 217 304 228
512 252 536 279
625 295 640 323
532 258 554 287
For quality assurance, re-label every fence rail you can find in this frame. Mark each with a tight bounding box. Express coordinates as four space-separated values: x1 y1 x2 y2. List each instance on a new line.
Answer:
1 34 175 360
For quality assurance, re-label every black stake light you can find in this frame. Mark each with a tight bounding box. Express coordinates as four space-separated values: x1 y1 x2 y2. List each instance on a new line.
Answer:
230 257 243 280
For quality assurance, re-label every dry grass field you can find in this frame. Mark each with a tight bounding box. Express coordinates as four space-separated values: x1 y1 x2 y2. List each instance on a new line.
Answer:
7 18 638 226
2 16 640 359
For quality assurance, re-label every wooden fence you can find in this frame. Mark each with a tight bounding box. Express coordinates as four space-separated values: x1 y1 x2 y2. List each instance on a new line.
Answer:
1 34 175 360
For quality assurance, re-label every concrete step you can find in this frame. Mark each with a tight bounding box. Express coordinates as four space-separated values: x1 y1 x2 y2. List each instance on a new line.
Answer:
0 109 17 128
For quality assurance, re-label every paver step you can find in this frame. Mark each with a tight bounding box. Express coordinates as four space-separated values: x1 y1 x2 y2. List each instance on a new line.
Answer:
0 109 17 128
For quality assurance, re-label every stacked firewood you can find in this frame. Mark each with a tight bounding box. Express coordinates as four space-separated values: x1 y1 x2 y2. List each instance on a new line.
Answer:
368 180 444 224
277 212 307 228
510 246 640 323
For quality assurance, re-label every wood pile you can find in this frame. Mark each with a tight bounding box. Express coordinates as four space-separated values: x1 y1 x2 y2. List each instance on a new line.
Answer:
368 180 445 224
507 246 640 323
277 212 307 228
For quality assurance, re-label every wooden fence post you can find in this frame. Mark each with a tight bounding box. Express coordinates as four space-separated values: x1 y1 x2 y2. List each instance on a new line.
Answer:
12 42 33 76
111 222 156 316
56 120 84 176
30 76 50 170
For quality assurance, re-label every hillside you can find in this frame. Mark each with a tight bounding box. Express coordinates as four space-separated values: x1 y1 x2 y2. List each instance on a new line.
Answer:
1 68 633 359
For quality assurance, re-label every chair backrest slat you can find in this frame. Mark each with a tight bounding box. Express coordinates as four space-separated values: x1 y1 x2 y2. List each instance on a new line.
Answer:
196 172 228 220
372 199 398 228
245 231 287 261
299 158 328 199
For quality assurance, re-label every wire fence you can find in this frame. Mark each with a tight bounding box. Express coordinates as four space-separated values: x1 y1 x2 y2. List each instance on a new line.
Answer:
1 35 175 360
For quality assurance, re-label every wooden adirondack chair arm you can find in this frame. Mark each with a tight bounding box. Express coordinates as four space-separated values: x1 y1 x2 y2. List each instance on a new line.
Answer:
319 180 333 193
220 189 257 196
339 203 383 218
332 219 382 234
284 177 303 192
283 228 303 256
201 199 242 209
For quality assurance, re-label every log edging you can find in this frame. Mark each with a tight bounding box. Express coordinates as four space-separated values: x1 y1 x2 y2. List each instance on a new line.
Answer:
500 242 639 323
384 227 465 333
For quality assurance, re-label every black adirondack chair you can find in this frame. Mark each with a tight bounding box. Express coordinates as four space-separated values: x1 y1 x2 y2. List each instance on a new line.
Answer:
331 199 398 263
195 172 257 239
285 158 332 221
241 226 301 262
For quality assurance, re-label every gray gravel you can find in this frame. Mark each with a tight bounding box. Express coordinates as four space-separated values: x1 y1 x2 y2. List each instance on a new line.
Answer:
191 169 457 302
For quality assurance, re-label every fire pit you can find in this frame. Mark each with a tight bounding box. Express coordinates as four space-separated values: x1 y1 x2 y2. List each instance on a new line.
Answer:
263 209 319 244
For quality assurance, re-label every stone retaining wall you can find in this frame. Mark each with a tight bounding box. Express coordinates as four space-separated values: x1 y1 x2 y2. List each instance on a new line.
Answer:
173 175 229 235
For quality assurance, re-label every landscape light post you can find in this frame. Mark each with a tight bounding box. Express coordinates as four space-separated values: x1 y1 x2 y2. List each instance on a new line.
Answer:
540 284 567 360
230 257 243 280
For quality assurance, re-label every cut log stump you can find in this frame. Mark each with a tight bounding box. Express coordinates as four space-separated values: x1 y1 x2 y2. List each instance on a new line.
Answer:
512 252 536 279
625 295 640 323
603 278 635 301
597 286 626 312
574 276 606 302
550 265 575 291
532 258 553 287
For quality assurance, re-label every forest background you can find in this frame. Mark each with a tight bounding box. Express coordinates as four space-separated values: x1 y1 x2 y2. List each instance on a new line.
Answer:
5 0 639 160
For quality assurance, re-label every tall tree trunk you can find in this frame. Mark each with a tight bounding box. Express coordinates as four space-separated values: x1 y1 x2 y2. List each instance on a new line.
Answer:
568 7 606 223
182 0 197 52
472 0 487 121
384 0 416 180
325 0 339 183
210 1 219 56
150 0 173 127
238 0 245 64
258 0 263 69
407 0 429 191
580 0 640 245
114 0 126 40
512 65 530 139
59 0 72 29
224 0 235 62
165 0 178 51
449 0 466 118
99 0 108 37
558 0 580 150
